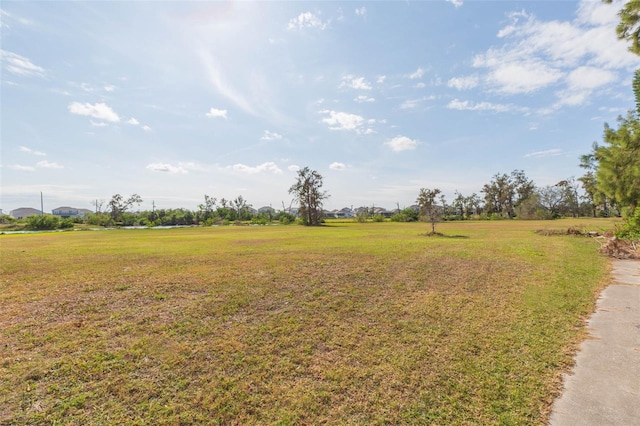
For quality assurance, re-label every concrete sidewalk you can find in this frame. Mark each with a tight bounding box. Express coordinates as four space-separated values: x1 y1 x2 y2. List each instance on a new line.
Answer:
549 260 640 426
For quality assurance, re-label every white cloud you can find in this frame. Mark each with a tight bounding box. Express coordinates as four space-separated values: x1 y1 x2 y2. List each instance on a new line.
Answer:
146 163 187 174
288 12 327 31
79 83 94 92
566 66 616 90
8 164 35 171
447 75 479 90
376 75 387 84
415 82 426 89
90 120 108 127
37 160 64 169
355 95 375 103
142 125 152 132
128 117 140 125
401 99 421 109
474 55 563 94
385 136 418 152
232 162 283 174
288 165 300 172
320 110 364 131
524 149 562 158
409 67 425 79
19 146 46 156
400 97 434 109
261 130 283 140
206 108 228 119
330 162 347 170
447 99 525 113
355 7 366 16
104 85 115 92
341 75 372 90
472 2 639 99
1 50 45 77
447 0 464 8
68 102 120 122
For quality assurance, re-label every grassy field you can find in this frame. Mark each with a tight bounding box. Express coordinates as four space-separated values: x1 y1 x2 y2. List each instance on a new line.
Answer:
0 219 615 425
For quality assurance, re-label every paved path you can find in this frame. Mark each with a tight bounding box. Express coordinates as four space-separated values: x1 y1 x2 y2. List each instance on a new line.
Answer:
549 260 640 426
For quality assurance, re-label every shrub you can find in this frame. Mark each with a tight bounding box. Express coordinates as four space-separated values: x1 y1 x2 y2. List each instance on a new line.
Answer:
372 214 385 222
615 207 640 241
354 212 368 223
25 215 61 230
59 218 75 229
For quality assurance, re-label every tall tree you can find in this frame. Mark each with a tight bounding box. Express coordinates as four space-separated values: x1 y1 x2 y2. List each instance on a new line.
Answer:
288 167 329 226
417 187 442 233
481 170 534 218
108 194 142 222
604 0 640 56
595 113 640 210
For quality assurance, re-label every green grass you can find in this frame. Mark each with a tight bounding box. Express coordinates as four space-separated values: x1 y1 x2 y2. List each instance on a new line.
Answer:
0 219 614 424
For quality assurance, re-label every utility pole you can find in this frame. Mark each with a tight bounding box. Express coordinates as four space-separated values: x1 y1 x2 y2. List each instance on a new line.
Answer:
40 192 44 215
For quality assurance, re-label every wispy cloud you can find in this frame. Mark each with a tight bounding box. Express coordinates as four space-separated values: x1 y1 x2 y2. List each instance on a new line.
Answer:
128 117 140 125
19 146 46 156
68 102 120 122
355 7 366 17
8 164 35 172
355 95 375 103
288 164 300 172
400 96 434 109
146 163 188 174
524 148 562 158
232 162 283 174
447 0 464 8
261 130 282 140
447 99 526 113
472 3 638 101
340 75 372 90
385 136 418 152
206 107 228 119
329 162 346 170
409 67 425 79
288 12 327 31
447 75 479 90
1 50 45 77
37 160 64 169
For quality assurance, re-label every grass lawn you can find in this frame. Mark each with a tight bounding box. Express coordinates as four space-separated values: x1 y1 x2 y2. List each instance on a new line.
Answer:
0 219 615 425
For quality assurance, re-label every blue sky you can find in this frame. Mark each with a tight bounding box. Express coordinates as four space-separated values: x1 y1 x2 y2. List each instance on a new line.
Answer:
2 0 639 213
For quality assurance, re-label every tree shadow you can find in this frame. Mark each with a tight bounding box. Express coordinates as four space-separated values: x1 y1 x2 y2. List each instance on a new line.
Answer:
418 232 469 239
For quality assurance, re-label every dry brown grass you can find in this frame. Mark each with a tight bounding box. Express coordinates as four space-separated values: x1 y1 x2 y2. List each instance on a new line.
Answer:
0 220 613 424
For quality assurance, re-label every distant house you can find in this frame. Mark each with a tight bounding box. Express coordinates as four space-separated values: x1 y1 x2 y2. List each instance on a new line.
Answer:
327 207 354 218
52 207 93 219
10 207 42 219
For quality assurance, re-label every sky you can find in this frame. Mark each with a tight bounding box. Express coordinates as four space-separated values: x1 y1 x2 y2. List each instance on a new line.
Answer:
2 0 639 213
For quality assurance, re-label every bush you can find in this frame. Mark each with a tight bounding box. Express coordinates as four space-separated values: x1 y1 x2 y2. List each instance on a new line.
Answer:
0 215 16 224
59 218 75 229
390 208 419 222
615 207 640 241
251 216 268 225
25 215 61 230
372 214 385 222
354 212 368 223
